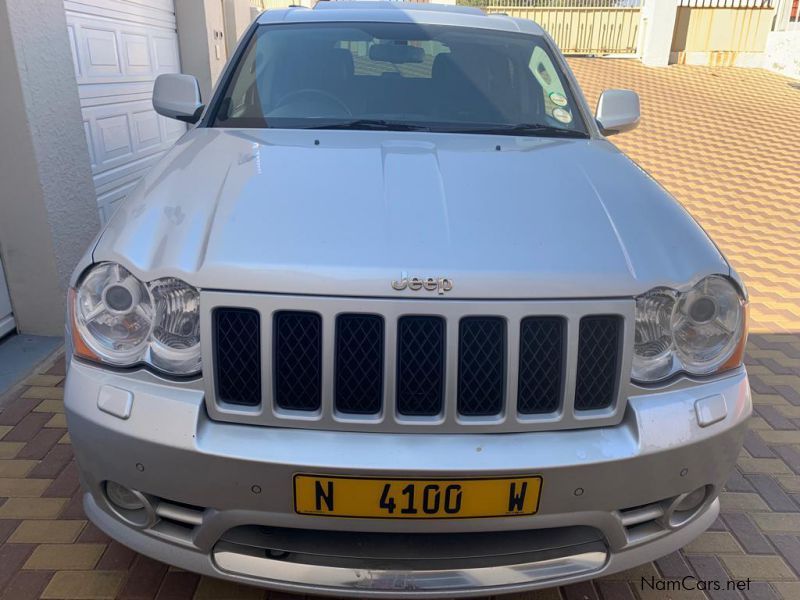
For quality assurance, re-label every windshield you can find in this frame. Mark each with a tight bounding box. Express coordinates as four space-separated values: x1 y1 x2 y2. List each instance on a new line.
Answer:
211 22 588 137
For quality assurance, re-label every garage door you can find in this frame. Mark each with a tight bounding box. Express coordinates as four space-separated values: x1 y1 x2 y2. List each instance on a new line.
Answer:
65 0 186 222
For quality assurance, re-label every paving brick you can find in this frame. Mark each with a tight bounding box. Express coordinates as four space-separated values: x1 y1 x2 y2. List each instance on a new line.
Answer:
0 426 10 440
76 521 111 544
0 543 36 592
720 492 770 512
0 570 54 600
0 442 24 459
0 519 19 544
1 413 51 443
743 430 777 459
753 513 800 533
42 461 80 498
686 555 742 600
96 541 136 571
44 414 67 428
23 543 105 570
8 520 85 544
118 555 168 599
758 430 800 445
726 469 756 492
16 429 66 460
721 555 795 580
684 532 743 554
193 577 265 599
41 571 125 599
766 534 800 576
655 552 695 581
775 476 800 493
0 397 41 427
22 387 63 401
772 582 800 600
28 444 72 479
0 478 51 497
0 497 66 519
594 581 635 600
0 460 37 478
562 582 599 600
737 458 793 476
155 571 200 600
771 445 800 475
742 582 780 600
745 474 799 512
22 374 63 388
59 492 87 519
722 513 775 555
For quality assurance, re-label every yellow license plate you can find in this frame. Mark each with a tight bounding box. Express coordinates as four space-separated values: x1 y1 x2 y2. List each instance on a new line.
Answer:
294 474 542 519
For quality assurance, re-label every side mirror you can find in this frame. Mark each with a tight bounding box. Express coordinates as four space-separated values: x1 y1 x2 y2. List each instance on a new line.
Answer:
153 74 204 124
595 89 640 136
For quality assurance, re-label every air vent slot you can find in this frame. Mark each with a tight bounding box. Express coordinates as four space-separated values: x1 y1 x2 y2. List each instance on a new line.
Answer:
396 316 445 416
335 314 384 415
213 308 261 406
518 317 564 414
274 311 322 411
574 315 621 411
458 317 505 416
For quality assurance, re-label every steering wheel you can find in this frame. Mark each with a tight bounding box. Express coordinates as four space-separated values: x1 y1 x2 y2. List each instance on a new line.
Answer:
274 88 352 117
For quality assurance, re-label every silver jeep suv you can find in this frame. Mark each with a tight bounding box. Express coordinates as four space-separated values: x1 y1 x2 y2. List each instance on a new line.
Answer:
65 2 751 597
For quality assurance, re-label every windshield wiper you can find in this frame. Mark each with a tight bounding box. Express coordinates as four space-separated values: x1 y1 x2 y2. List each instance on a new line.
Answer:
302 119 431 132
443 123 589 139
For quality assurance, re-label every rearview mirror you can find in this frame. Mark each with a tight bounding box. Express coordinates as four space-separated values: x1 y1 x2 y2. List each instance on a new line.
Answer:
153 73 204 124
595 89 640 136
369 43 425 64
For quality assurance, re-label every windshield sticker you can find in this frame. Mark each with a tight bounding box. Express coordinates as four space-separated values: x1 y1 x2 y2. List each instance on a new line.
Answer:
549 92 568 107
552 107 572 124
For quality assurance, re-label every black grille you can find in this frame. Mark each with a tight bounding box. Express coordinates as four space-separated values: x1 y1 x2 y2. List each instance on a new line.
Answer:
396 316 445 416
574 315 622 411
518 317 564 414
213 308 261 406
274 311 322 411
335 314 384 415
458 317 505 416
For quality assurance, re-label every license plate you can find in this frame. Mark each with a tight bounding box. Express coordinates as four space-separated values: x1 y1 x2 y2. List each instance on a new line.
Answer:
294 474 542 519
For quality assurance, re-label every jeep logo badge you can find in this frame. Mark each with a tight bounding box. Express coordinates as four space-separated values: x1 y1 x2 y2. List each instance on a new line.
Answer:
391 272 453 295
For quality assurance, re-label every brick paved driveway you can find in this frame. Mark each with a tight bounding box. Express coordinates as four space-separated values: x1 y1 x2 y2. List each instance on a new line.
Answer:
1 60 799 599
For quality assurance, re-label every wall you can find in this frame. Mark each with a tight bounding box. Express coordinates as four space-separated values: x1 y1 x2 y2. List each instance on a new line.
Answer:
175 0 228 103
0 0 100 335
670 5 775 67
763 30 800 79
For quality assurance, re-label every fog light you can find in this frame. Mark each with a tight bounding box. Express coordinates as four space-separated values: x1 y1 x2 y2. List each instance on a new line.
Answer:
675 487 706 512
668 485 711 527
106 481 145 511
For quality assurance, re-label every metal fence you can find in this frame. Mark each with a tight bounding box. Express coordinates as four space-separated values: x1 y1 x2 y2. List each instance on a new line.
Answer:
678 1 774 6
485 0 642 54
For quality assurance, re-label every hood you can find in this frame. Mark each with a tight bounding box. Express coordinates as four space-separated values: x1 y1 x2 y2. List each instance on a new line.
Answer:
93 128 728 299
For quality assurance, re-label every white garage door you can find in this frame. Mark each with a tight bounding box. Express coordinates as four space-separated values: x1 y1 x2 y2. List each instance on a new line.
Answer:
65 0 186 222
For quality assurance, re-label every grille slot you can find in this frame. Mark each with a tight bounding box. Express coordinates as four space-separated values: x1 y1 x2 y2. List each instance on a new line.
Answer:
518 317 564 414
335 314 384 415
396 316 445 416
458 317 506 416
274 311 322 411
213 308 261 406
574 315 622 411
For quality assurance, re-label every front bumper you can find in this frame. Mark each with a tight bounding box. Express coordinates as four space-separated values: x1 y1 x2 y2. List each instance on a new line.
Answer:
65 360 750 598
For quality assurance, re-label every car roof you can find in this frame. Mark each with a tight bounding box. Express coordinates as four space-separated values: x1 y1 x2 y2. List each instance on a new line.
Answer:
256 1 546 36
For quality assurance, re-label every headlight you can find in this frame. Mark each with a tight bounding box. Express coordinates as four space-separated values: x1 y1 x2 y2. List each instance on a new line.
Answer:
632 275 746 383
70 263 201 375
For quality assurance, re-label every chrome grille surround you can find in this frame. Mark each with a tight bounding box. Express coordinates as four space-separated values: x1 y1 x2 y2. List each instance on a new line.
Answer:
201 292 635 433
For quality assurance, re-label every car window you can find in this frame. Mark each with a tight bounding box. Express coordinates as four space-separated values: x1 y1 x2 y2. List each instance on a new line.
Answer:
212 22 587 136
